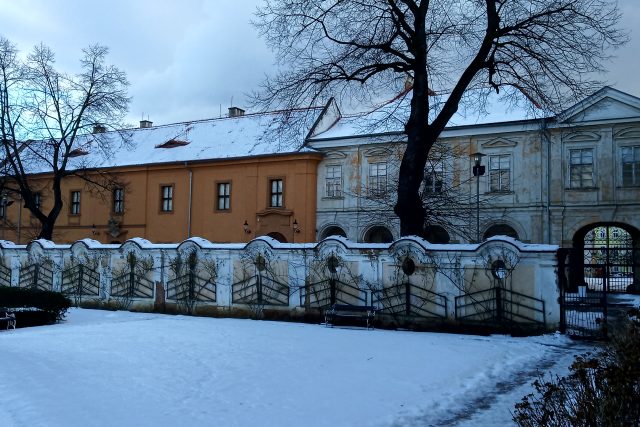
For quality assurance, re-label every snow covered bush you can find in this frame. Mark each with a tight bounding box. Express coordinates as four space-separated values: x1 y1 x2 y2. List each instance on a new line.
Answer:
513 308 640 426
0 285 71 325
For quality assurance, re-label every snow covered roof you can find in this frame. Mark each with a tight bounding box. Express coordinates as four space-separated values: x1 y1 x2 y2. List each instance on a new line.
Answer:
28 107 324 174
309 87 640 143
308 92 535 142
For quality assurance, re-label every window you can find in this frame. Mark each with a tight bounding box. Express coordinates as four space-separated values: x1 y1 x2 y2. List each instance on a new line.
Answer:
160 185 173 212
489 155 510 192
113 188 124 214
570 148 594 188
325 165 342 198
70 191 81 215
369 162 387 196
270 179 283 207
424 163 444 194
34 192 41 211
0 197 7 219
217 182 231 210
622 146 640 186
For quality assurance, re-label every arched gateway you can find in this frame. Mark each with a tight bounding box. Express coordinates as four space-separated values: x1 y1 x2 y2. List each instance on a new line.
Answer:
569 223 639 293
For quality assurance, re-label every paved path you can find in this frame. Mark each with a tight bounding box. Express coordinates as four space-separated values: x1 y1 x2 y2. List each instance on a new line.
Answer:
394 340 598 427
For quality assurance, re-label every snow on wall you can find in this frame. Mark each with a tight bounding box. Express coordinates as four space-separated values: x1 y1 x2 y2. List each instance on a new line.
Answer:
0 235 560 329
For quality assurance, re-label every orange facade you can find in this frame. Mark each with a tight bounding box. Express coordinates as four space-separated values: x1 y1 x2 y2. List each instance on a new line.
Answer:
0 153 322 244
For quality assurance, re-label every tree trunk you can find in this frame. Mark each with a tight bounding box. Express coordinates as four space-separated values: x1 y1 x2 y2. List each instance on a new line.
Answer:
38 214 57 240
394 5 433 237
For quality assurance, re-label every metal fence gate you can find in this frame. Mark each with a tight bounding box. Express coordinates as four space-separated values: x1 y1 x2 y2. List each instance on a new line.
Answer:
558 226 639 340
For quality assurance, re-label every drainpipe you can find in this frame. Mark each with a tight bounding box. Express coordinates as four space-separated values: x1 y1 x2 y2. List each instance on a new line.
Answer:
17 195 22 244
187 164 193 239
542 118 552 244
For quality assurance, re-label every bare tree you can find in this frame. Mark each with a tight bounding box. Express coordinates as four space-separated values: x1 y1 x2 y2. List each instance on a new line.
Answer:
254 0 626 236
357 141 502 242
0 37 130 240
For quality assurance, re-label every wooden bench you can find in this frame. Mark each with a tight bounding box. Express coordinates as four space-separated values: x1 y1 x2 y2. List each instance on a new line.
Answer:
0 308 16 330
324 304 377 329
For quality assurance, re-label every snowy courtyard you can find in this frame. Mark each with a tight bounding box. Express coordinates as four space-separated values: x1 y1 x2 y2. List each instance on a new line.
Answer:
0 309 592 427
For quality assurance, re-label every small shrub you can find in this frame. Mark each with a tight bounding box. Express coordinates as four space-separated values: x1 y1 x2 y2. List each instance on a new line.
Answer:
513 308 640 426
0 285 72 325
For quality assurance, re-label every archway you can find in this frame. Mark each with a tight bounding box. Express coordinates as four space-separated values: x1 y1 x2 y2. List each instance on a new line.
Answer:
571 223 639 293
363 226 393 243
320 226 347 240
423 225 450 244
266 232 288 243
483 224 519 241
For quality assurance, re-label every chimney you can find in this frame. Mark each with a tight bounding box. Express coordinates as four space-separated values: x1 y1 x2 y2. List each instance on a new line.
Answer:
92 124 106 134
140 120 153 128
228 107 245 118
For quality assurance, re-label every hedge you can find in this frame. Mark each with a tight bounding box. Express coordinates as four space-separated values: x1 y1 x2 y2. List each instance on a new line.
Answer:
0 286 71 325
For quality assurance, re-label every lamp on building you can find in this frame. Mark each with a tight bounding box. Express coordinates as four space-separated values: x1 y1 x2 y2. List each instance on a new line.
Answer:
91 224 99 236
470 152 486 243
292 219 301 244
243 220 251 234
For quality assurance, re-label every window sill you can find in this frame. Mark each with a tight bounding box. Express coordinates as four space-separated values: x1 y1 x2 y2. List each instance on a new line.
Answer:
322 196 344 201
486 190 513 195
565 187 599 191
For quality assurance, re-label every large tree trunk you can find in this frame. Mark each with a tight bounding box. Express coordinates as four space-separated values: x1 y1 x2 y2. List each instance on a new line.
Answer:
394 4 433 237
38 216 57 240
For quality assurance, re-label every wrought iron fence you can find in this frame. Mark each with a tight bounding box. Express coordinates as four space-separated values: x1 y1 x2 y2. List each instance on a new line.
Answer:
111 270 154 298
301 277 368 308
372 282 447 319
455 286 546 329
232 274 289 306
167 272 216 303
19 263 53 291
0 263 10 287
61 264 100 298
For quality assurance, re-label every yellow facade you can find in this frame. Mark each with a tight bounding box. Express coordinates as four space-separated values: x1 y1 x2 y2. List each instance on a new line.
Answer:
0 153 322 244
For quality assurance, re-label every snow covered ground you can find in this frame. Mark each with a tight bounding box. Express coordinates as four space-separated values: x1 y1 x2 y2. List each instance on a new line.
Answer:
0 309 594 427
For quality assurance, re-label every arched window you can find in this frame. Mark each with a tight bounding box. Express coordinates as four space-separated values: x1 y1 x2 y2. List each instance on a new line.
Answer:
364 226 393 243
483 224 519 240
423 225 450 244
266 232 288 243
320 226 347 240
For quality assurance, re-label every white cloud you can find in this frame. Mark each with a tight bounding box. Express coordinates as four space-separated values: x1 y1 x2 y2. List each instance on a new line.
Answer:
0 0 638 126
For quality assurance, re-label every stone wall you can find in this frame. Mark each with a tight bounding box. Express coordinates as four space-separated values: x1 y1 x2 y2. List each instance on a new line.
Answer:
0 235 560 332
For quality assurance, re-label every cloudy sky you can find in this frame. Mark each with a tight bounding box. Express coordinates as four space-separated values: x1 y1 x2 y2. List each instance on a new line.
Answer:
1 0 638 127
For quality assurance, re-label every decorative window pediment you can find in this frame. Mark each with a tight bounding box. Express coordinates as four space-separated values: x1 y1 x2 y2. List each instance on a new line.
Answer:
479 137 519 149
563 131 601 143
325 150 347 159
363 148 391 158
614 127 640 140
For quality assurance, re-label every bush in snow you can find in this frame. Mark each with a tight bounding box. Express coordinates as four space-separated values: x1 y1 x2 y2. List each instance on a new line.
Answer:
513 308 640 426
0 285 71 325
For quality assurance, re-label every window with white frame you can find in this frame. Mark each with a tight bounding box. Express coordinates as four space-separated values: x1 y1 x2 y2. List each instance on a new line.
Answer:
160 185 173 212
489 154 511 192
0 197 7 219
70 191 81 215
622 146 640 186
570 148 594 188
424 162 444 194
369 162 387 196
217 182 231 210
34 192 41 211
325 165 342 198
270 179 283 207
113 188 124 214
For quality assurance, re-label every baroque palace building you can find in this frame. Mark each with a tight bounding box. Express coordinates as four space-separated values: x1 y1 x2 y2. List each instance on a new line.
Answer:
1 86 639 279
